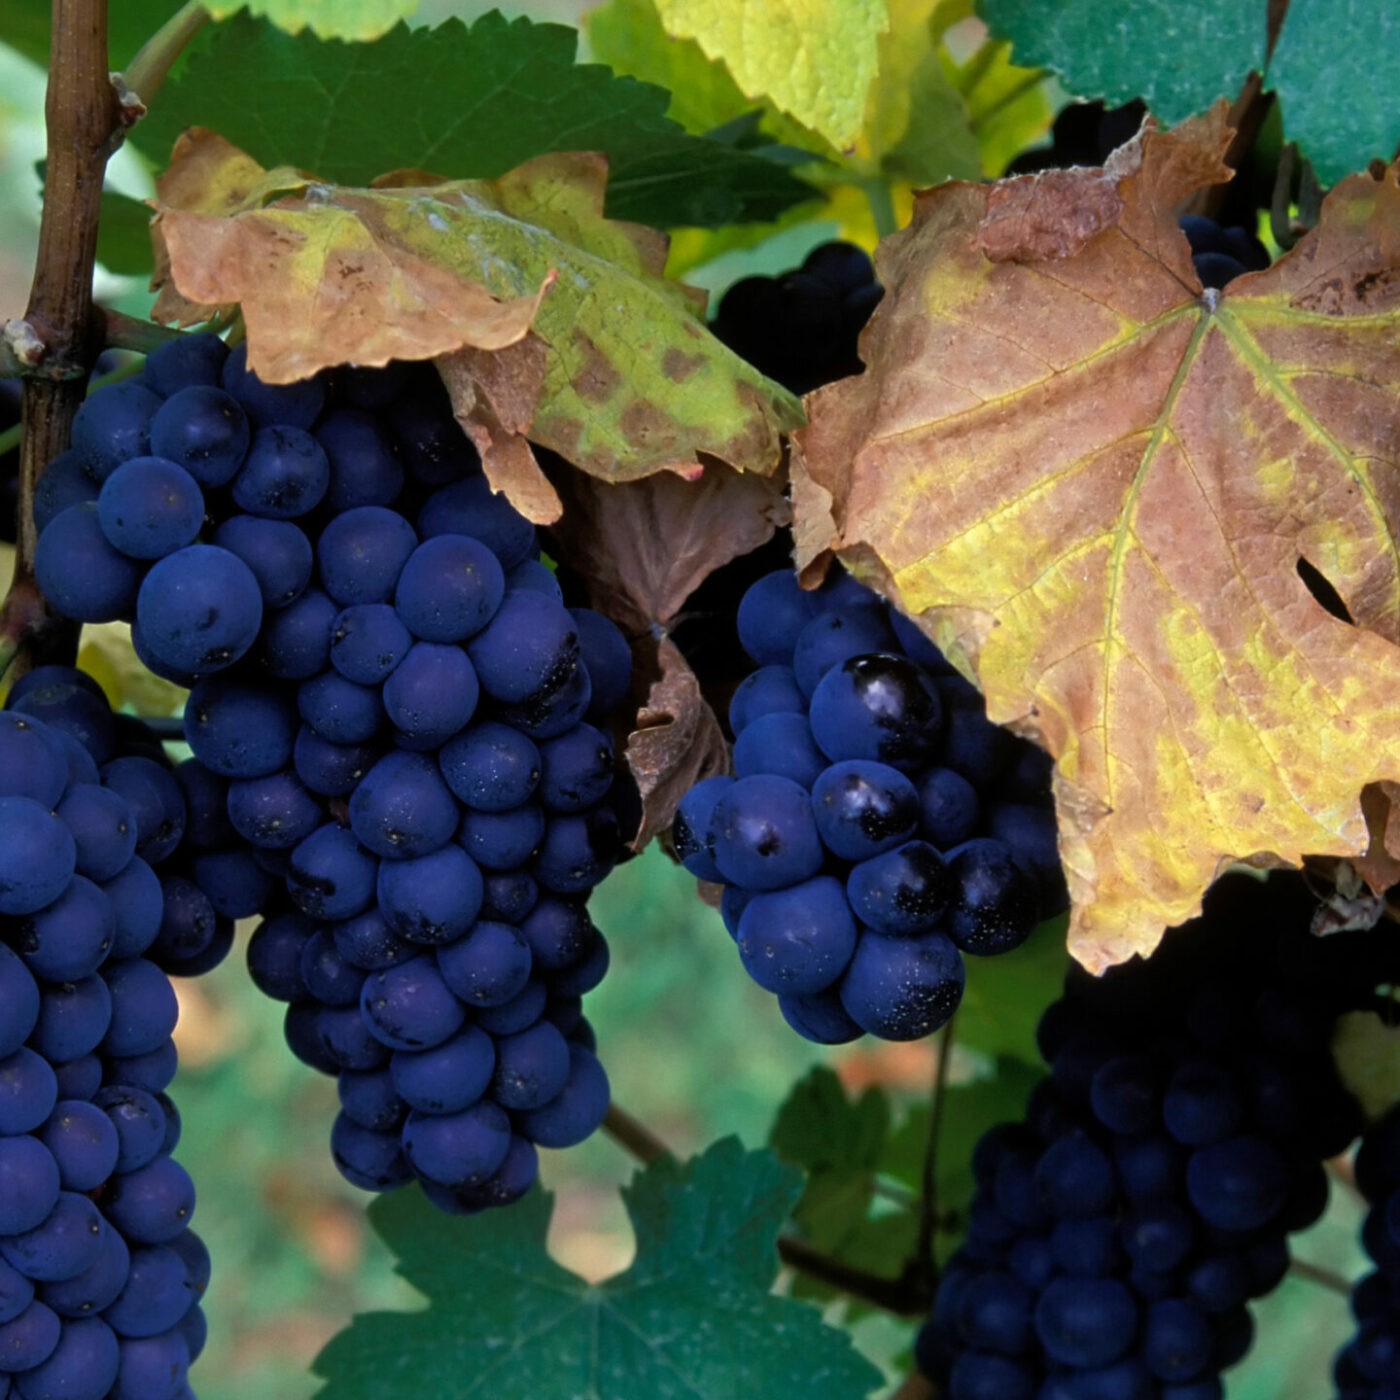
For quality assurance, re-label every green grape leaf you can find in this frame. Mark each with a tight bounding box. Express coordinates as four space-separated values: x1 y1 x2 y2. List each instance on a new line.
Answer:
769 1068 914 1310
652 0 889 149
131 12 817 230
1333 1007 1400 1123
0 0 181 69
954 917 1069 1064
979 0 1263 128
883 1057 1040 1258
311 1140 882 1400
1268 0 1400 186
96 190 156 277
771 1065 890 1173
204 0 417 41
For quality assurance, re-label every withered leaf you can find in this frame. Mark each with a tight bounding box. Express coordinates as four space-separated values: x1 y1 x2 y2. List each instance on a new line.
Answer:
151 134 800 509
545 462 791 635
794 106 1400 970
625 636 730 850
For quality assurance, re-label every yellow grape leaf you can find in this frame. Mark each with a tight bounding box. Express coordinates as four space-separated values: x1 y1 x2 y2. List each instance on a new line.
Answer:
794 106 1400 970
151 131 800 507
585 0 753 135
652 0 888 150
857 0 979 187
203 0 417 41
957 38 1054 178
79 625 187 717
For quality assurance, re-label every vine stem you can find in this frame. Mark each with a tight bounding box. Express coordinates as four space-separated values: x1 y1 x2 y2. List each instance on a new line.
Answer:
601 1102 931 1316
120 1 210 103
0 356 143 459
8 0 134 681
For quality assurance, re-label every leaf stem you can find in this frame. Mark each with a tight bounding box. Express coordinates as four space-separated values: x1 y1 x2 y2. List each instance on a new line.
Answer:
954 38 1000 100
120 1 210 104
913 1015 956 1293
1327 1153 1366 1206
862 177 898 240
971 70 1048 133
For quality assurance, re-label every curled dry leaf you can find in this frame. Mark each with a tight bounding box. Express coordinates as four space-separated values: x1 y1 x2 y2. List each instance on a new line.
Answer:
794 104 1400 969
546 461 790 839
545 461 791 636
625 637 730 850
436 339 562 524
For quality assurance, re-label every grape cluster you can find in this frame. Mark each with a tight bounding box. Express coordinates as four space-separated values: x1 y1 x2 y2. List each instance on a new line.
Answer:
1179 216 1269 291
709 241 882 394
915 871 1364 1400
1334 1103 1400 1399
0 679 207 1400
31 336 635 1212
672 569 1066 1045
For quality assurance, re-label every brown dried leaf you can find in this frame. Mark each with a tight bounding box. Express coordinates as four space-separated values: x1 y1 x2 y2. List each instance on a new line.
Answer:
795 104 1400 969
624 636 729 850
436 340 563 524
1354 784 1400 894
544 461 791 636
149 128 307 325
150 136 798 517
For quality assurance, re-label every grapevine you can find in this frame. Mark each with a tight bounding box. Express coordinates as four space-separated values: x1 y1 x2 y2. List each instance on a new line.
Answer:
1 3 1398 1400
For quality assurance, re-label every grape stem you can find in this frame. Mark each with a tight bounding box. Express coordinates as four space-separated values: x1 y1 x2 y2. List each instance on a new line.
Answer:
912 1014 956 1295
1289 1257 1354 1296
602 1102 935 1316
8 0 133 678
103 310 182 356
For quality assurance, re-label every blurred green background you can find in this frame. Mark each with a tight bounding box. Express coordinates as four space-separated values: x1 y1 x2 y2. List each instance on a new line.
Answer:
0 3 1375 1398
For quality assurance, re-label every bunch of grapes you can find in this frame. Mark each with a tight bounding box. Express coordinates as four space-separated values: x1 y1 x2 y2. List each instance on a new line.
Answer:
1334 1103 1400 1398
708 241 882 395
0 679 208 1400
672 568 1066 1045
28 336 635 1213
1179 216 1270 291
914 871 1364 1400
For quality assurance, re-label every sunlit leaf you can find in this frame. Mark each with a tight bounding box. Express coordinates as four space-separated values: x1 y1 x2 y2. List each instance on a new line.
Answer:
652 0 889 150
795 108 1400 968
151 132 801 504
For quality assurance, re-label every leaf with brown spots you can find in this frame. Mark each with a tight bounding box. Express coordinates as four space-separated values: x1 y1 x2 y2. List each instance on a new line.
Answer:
151 134 800 508
794 105 1400 970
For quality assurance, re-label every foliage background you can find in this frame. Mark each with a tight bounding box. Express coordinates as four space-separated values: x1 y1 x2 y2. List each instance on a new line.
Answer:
0 2 1378 1397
